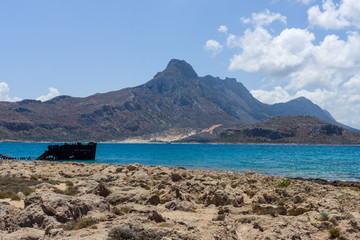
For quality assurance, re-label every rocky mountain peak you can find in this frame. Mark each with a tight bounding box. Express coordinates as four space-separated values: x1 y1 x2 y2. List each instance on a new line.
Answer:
160 59 198 80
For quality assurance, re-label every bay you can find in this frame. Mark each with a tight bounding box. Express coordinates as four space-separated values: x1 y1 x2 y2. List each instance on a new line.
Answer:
1 142 359 181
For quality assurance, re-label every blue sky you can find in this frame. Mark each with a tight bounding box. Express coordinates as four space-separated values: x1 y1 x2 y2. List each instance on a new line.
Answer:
1 0 360 128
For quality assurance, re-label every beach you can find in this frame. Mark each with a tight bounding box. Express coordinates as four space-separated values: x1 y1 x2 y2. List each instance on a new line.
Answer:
0 160 359 239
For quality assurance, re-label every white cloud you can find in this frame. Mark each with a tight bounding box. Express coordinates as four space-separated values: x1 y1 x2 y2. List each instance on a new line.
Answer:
226 34 241 48
217 25 228 33
0 82 21 102
204 40 223 57
36 87 60 102
241 9 287 27
209 8 360 128
251 86 292 104
229 27 316 82
228 25 360 91
308 0 360 29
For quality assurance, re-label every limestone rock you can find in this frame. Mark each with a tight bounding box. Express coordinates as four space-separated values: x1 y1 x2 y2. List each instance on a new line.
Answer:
4 191 109 229
1 228 44 240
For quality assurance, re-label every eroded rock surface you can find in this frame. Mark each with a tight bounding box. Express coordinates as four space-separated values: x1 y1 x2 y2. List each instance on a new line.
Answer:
0 160 359 239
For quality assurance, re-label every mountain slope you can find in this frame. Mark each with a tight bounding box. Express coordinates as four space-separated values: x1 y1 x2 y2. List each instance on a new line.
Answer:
214 115 360 145
0 59 348 142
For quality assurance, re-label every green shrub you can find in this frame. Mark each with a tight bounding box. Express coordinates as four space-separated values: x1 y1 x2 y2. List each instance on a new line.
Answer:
23 188 35 196
277 179 291 188
244 189 256 198
112 207 122 216
158 223 174 228
328 227 340 239
65 181 74 187
53 185 79 196
30 175 39 181
236 216 256 224
0 176 56 198
73 217 98 230
120 206 131 214
61 217 98 231
10 194 21 201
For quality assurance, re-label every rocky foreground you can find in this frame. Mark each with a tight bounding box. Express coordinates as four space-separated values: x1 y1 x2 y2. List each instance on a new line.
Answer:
0 160 359 240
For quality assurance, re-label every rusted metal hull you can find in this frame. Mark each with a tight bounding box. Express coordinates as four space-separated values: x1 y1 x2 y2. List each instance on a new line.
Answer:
0 154 16 160
37 142 97 160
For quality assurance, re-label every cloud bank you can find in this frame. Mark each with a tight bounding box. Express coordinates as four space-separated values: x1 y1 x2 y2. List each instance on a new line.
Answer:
204 2 360 128
308 0 360 29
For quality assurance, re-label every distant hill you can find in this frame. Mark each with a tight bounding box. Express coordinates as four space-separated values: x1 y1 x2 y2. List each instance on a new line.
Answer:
0 59 350 142
213 115 360 145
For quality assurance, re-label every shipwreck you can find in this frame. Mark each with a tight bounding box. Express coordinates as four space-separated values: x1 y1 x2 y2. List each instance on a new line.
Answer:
37 142 97 160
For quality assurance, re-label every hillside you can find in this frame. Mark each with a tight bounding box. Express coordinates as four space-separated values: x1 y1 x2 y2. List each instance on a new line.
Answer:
0 59 343 142
215 116 360 145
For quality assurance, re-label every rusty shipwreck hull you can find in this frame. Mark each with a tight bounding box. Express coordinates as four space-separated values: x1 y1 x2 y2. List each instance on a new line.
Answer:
37 142 97 160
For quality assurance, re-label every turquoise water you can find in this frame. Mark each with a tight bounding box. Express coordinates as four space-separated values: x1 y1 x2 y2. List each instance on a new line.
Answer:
1 143 360 181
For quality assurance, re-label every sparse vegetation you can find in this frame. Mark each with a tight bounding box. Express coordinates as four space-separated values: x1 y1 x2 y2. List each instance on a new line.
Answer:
244 189 256 198
0 191 21 201
23 188 35 196
0 176 56 200
73 217 98 230
328 227 340 239
158 223 174 228
112 207 122 216
53 185 79 196
60 217 98 231
120 206 131 214
277 179 291 188
65 181 74 187
235 216 256 224
111 206 132 216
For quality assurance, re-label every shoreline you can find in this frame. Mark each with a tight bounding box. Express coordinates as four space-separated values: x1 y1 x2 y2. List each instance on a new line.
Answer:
1 140 360 146
1 158 360 183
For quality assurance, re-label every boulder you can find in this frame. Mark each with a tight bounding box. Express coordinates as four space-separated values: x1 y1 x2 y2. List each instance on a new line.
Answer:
93 182 112 197
108 223 167 240
132 171 149 181
176 201 196 212
148 210 166 223
171 172 183 182
1 227 44 240
202 189 244 207
148 195 160 206
164 200 179 210
4 192 109 229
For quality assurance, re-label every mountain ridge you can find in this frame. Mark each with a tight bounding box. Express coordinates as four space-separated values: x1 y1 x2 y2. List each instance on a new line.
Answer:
212 115 360 145
0 59 353 142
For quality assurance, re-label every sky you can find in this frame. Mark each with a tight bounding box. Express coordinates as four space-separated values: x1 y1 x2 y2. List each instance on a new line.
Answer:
1 0 360 128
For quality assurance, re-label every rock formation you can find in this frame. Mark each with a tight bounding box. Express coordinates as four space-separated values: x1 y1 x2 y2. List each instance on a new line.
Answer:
0 160 359 239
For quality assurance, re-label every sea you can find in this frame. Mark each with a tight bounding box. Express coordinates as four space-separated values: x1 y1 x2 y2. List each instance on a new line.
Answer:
1 142 359 182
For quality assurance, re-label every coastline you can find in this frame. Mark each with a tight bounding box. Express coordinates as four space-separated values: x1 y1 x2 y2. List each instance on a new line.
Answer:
1 139 360 146
1 143 360 183
1 160 360 239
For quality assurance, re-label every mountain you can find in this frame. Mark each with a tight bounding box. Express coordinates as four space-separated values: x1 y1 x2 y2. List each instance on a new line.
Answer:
213 115 360 145
0 59 349 142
